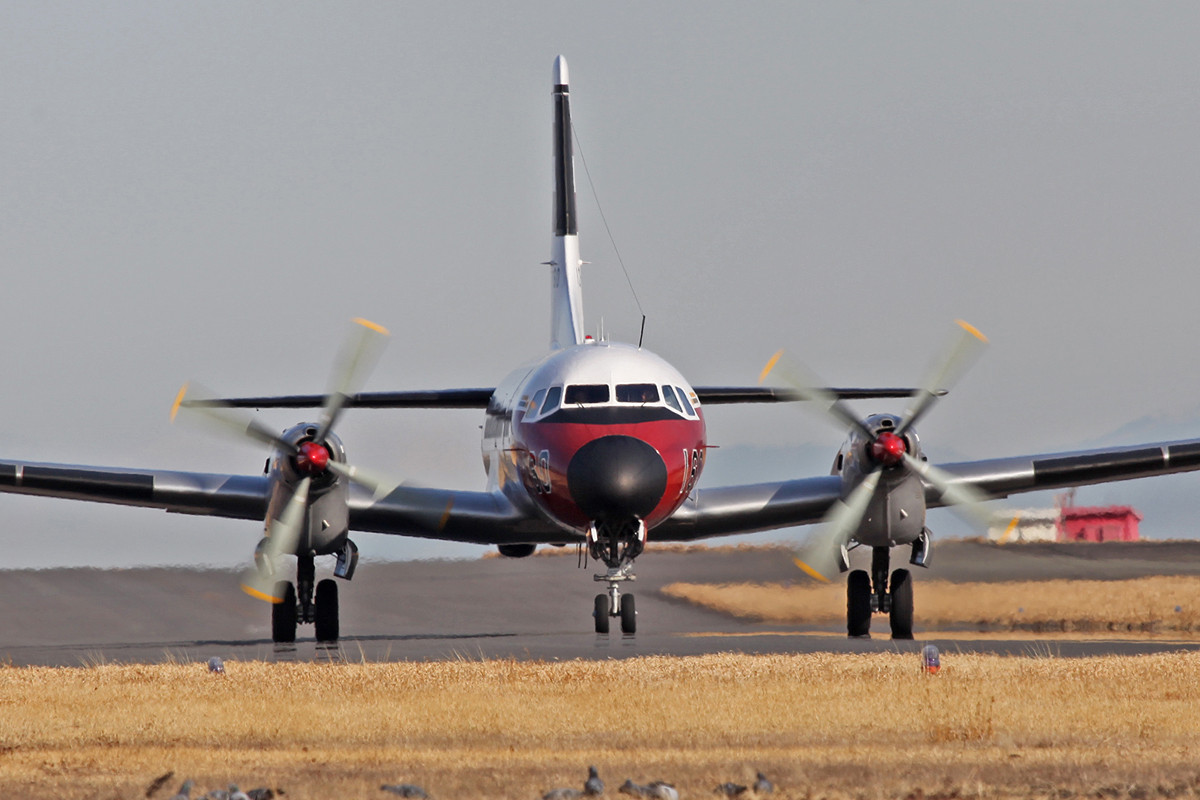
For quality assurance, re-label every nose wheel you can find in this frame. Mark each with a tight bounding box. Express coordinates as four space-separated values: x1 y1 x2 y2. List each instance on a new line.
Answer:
593 565 637 634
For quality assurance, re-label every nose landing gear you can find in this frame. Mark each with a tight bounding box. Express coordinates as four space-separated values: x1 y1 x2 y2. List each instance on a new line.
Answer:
589 520 644 635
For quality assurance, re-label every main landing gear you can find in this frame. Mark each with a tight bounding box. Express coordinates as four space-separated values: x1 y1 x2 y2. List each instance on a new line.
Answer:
269 540 358 644
589 519 645 635
846 541 926 640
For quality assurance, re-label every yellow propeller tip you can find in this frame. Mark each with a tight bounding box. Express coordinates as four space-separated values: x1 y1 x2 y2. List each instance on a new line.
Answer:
955 319 988 343
169 383 189 423
352 317 390 335
793 558 831 583
240 583 285 604
758 350 784 385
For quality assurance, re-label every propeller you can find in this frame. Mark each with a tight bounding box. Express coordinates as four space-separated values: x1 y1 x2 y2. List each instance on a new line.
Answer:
171 317 397 601
761 320 991 580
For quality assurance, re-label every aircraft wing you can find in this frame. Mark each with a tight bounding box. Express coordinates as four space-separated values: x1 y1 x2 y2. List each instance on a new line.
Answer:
346 484 567 545
0 455 566 546
186 386 932 410
655 437 1200 541
0 459 270 519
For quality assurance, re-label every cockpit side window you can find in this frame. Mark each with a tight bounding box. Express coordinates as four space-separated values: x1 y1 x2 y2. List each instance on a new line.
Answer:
675 386 696 416
528 388 547 417
564 384 610 405
616 383 659 404
662 385 683 414
541 386 563 415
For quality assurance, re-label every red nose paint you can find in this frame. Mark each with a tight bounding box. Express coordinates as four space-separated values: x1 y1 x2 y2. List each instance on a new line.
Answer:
870 431 906 467
296 441 330 474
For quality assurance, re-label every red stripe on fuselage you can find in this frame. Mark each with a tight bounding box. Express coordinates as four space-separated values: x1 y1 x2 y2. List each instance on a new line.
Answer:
513 411 705 531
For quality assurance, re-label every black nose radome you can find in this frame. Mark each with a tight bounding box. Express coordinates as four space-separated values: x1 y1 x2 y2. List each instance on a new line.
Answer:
567 435 668 521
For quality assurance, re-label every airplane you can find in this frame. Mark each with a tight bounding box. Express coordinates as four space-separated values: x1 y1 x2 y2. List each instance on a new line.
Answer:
4 55 1200 643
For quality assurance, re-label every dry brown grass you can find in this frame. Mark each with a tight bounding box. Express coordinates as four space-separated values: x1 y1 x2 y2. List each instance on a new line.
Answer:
2 653 1200 799
663 576 1200 633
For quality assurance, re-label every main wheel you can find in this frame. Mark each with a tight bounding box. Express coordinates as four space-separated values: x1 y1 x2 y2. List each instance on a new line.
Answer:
889 568 914 640
847 570 872 638
594 594 610 634
271 581 297 643
314 579 339 643
619 593 636 635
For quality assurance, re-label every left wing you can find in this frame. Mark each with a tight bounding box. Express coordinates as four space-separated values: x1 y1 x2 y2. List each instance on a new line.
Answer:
0 459 270 519
0 455 568 546
655 437 1200 541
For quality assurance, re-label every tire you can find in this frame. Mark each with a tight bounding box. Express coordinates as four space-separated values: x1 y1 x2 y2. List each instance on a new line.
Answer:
314 579 339 643
594 594 610 634
847 570 872 638
620 593 637 635
271 581 297 643
889 568 914 640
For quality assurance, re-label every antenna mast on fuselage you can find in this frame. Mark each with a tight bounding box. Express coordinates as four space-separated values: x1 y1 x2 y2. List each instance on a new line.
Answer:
548 55 585 351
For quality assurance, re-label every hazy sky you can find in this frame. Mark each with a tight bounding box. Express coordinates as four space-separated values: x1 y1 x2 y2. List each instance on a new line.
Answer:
3 3 1200 567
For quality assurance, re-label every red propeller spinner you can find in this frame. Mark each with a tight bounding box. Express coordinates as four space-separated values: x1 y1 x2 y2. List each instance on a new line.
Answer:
294 441 331 474
869 430 907 467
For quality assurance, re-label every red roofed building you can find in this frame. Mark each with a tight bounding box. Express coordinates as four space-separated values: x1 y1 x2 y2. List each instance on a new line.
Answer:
1058 506 1142 542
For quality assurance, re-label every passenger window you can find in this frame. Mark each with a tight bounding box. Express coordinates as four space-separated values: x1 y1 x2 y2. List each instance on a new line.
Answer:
616 383 658 403
541 386 562 415
529 388 547 417
662 385 682 413
565 384 610 404
675 386 696 416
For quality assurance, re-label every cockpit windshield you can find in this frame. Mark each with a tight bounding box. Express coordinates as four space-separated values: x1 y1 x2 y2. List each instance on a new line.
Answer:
564 384 610 405
616 383 658 403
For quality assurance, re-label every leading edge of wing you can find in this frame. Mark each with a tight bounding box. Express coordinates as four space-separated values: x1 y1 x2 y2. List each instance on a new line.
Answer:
186 389 496 410
347 483 568 546
694 387 944 404
925 437 1200 506
0 458 270 520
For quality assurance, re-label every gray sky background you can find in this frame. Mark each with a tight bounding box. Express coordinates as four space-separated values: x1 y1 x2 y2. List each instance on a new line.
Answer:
3 3 1200 568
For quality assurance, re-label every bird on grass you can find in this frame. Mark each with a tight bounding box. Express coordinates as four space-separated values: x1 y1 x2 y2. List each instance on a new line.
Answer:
585 766 605 796
168 780 195 800
715 782 747 797
381 784 430 798
646 782 678 800
227 786 250 800
145 771 175 798
752 772 773 794
618 780 677 800
246 789 277 800
543 789 583 800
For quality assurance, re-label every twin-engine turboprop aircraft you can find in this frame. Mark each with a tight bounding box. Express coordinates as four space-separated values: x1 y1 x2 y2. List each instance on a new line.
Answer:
4 56 1200 643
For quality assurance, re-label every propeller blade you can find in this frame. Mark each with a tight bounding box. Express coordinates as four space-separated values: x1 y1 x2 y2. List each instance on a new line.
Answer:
794 469 882 582
316 317 390 442
760 350 874 441
240 477 312 602
902 452 996 530
171 383 297 455
327 460 402 500
896 320 987 436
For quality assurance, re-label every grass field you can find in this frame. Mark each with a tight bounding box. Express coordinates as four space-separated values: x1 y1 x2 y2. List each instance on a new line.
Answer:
2 652 1200 799
662 575 1200 633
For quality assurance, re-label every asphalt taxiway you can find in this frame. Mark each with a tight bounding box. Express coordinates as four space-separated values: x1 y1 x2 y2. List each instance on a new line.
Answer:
3 540 1200 666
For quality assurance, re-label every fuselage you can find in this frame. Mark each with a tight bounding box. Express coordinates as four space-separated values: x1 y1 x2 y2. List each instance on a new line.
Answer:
483 340 706 536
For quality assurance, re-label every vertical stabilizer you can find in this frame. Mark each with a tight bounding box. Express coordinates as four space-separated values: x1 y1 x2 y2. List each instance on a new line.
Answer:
549 55 585 350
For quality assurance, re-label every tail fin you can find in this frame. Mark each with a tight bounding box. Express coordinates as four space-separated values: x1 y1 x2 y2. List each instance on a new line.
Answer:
548 55 585 350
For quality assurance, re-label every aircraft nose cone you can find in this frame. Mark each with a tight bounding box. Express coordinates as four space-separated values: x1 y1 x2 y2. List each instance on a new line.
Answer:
567 435 667 521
